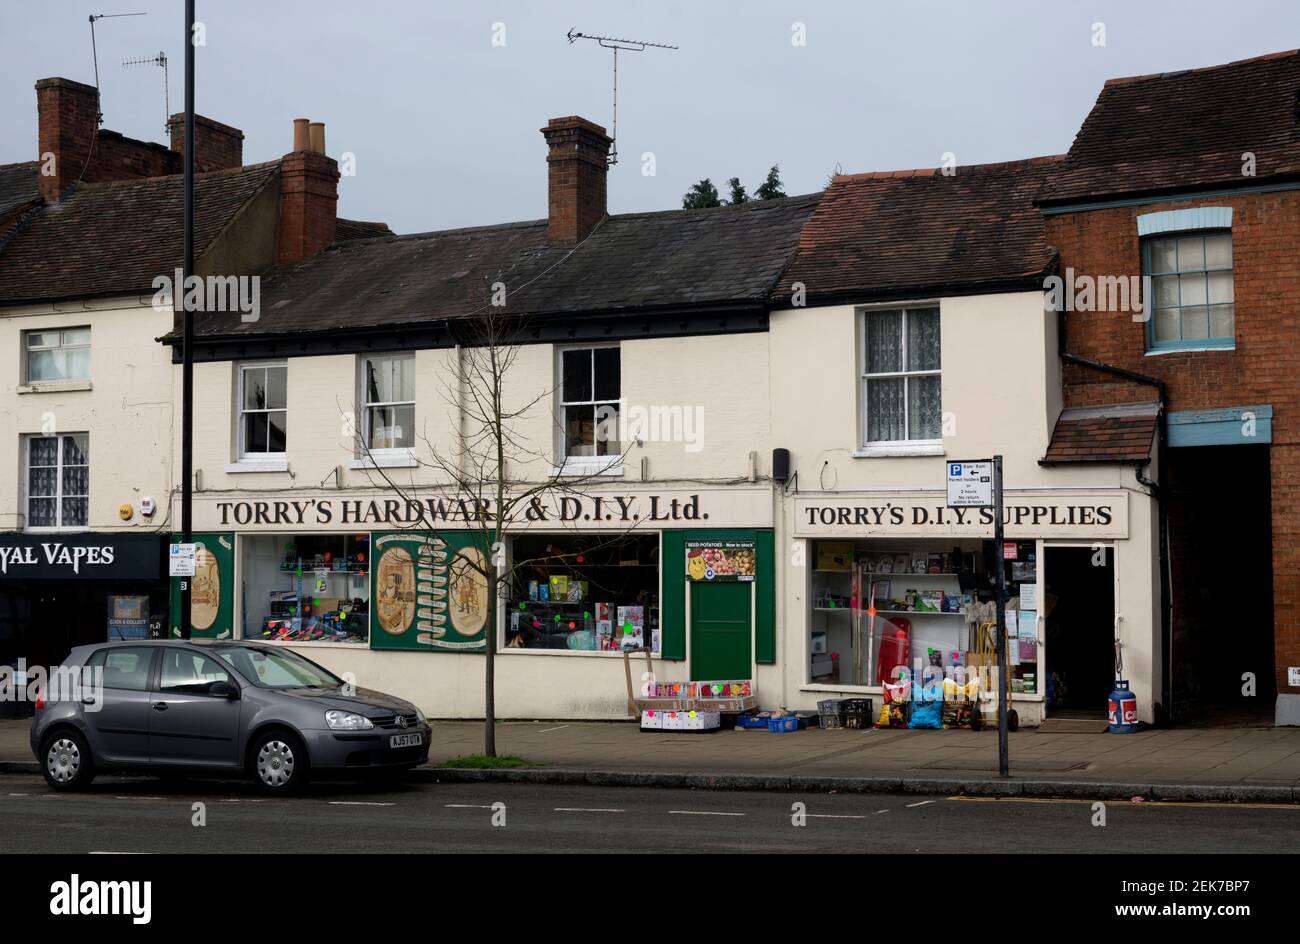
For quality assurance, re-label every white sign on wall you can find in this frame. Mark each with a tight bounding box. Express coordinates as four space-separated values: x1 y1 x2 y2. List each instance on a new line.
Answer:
168 542 197 577
946 460 993 508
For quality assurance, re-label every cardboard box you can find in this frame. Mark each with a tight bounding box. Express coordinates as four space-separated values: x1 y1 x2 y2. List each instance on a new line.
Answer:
811 631 828 655
811 656 835 677
680 710 720 731
639 709 664 730
662 710 686 731
816 542 854 572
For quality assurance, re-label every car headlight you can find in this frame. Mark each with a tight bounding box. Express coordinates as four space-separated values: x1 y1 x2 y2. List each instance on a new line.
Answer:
325 710 373 731
415 707 426 725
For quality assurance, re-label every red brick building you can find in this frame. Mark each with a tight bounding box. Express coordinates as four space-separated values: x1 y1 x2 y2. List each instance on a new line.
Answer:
1039 50 1300 724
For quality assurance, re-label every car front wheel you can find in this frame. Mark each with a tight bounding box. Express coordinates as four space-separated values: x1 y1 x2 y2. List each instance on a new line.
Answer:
250 731 308 794
42 730 95 791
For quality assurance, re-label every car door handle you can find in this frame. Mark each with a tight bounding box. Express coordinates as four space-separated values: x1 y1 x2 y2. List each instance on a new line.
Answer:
81 696 96 706
151 702 168 711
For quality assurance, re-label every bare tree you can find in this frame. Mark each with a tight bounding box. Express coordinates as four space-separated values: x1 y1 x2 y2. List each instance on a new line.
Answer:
352 303 638 757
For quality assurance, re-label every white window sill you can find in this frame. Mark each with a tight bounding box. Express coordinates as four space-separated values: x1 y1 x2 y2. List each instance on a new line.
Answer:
16 380 93 394
852 443 945 458
497 647 661 658
1144 344 1235 356
22 526 90 534
550 461 625 478
349 450 417 470
224 459 290 474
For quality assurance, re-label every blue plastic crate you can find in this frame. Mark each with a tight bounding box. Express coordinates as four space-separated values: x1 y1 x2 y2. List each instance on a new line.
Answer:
767 716 799 733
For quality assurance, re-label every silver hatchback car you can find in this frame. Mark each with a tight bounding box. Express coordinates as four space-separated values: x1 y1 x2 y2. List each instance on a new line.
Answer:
31 640 430 793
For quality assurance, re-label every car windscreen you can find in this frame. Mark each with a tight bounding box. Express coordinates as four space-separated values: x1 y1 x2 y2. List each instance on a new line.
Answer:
215 646 343 690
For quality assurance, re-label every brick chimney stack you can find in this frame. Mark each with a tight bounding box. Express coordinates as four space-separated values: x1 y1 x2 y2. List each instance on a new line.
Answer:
276 118 339 263
541 116 611 244
35 77 99 203
167 113 245 172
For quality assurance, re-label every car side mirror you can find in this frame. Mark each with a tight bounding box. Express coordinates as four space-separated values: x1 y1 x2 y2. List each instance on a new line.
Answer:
210 680 240 700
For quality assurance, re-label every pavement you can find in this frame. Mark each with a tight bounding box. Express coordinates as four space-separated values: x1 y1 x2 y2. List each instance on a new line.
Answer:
1 773 1295 854
6 717 1300 803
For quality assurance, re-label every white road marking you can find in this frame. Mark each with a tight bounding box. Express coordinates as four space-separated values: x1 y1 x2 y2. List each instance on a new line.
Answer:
807 813 867 820
329 801 395 807
873 809 891 814
8 793 30 797
554 807 624 813
445 803 495 809
115 796 166 800
88 851 145 855
905 800 935 808
668 810 745 817
538 725 571 733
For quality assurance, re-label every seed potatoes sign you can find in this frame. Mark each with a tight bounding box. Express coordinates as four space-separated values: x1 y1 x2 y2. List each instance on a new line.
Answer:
685 539 756 582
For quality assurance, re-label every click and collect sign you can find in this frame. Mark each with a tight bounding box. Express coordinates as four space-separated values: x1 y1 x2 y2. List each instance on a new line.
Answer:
946 461 993 508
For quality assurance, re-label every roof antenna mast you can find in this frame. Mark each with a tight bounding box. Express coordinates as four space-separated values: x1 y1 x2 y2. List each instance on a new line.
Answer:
566 29 678 166
122 51 170 134
89 11 147 126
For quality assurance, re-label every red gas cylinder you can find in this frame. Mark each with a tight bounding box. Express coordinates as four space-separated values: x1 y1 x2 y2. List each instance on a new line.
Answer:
877 619 911 685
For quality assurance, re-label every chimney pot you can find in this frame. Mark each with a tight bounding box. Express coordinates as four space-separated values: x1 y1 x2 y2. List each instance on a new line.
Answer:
293 118 310 152
308 121 326 155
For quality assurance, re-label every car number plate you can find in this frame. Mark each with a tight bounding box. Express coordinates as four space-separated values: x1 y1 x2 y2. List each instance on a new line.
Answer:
390 733 423 748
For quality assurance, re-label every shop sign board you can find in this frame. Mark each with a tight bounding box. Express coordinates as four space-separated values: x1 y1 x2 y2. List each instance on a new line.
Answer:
186 487 773 533
946 461 993 508
794 492 1129 539
370 531 491 652
685 539 756 582
0 533 162 580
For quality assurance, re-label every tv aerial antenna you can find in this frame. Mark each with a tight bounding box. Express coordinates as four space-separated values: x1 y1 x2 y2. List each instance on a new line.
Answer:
566 29 678 165
89 11 147 126
123 51 170 134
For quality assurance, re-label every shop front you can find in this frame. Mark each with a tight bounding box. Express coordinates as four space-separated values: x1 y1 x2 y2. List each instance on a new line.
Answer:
173 487 775 718
787 488 1157 726
0 532 167 716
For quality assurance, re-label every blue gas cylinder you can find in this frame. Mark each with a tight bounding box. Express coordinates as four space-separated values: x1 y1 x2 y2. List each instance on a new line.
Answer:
1107 680 1139 733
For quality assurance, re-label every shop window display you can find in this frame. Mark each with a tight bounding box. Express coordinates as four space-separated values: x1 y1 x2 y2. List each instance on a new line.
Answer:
809 539 1038 692
505 534 659 652
241 534 370 644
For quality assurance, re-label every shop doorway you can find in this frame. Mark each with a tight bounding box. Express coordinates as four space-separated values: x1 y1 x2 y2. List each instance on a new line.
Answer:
1166 444 1274 723
1044 546 1115 717
689 581 752 680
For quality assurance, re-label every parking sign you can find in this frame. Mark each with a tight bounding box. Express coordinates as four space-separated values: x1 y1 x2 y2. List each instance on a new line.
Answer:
946 460 993 507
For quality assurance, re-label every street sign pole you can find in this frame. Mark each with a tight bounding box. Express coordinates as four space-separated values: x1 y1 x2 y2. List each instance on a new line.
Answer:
179 0 196 640
993 454 1009 777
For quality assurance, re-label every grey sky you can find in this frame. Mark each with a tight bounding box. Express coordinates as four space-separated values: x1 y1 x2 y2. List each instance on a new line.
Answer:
3 1 1297 234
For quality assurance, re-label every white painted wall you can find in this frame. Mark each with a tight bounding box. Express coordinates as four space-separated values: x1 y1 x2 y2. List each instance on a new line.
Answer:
0 298 173 532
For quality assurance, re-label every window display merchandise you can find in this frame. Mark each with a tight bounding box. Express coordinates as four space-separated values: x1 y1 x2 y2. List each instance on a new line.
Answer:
242 534 370 644
506 534 659 652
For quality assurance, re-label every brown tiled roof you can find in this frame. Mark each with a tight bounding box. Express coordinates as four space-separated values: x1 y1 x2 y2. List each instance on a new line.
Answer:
336 218 394 240
1041 49 1300 205
0 162 278 304
0 161 40 220
1042 405 1159 463
186 193 820 339
775 157 1061 304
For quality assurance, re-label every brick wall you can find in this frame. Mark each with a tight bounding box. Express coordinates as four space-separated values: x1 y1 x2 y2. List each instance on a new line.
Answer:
1047 189 1300 699
275 150 339 263
168 113 245 173
541 116 610 244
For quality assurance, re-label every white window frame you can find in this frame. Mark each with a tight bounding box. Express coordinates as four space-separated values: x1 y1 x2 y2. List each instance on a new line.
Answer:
555 342 623 475
24 433 89 532
23 326 91 384
358 353 416 464
857 305 942 453
235 361 288 461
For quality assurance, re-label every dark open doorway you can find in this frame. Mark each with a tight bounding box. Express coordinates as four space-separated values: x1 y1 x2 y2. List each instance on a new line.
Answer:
1166 444 1274 724
1044 546 1115 718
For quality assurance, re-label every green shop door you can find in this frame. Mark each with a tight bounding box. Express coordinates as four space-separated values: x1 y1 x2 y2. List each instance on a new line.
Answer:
689 581 752 681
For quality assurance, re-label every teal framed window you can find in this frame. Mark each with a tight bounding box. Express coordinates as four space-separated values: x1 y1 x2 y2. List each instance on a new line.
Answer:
1142 230 1234 351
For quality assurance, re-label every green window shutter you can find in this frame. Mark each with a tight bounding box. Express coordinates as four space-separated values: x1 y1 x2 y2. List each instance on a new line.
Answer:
660 529 687 660
755 529 776 664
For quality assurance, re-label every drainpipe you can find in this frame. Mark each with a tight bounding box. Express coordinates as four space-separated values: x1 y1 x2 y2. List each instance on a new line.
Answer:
1057 309 1172 725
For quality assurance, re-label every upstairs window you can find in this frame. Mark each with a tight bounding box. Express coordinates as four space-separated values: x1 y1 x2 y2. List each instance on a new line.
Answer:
1144 231 1234 350
238 363 287 458
559 346 620 460
26 434 89 530
25 328 90 382
860 307 941 446
362 354 415 451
